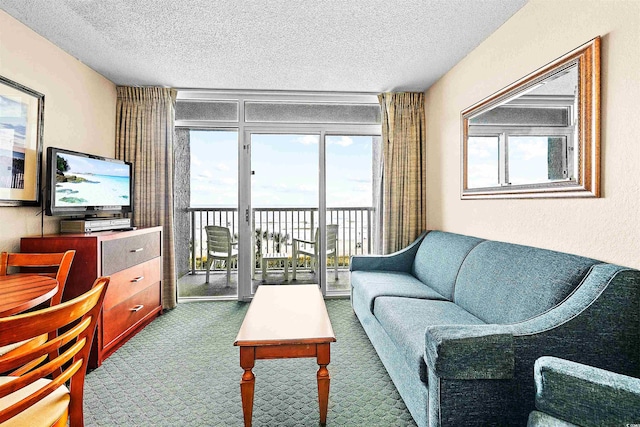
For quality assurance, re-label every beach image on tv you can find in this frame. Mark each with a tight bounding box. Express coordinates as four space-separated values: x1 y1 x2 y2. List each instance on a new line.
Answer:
54 153 130 207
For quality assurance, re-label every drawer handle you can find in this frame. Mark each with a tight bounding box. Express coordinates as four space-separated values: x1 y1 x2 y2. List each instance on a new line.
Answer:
130 248 144 253
131 276 145 283
130 305 144 312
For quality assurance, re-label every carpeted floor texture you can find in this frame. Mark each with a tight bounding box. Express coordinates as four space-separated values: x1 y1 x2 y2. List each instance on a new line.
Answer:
84 299 417 426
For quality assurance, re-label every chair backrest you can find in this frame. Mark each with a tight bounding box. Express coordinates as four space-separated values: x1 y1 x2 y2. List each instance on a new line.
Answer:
326 225 339 252
205 226 232 255
0 276 109 427
0 250 76 306
313 225 339 254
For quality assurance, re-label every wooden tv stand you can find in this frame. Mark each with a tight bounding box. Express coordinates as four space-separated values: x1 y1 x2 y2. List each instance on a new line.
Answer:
21 226 163 368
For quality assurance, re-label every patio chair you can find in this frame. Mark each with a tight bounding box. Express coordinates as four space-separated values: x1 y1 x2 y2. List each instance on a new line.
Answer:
292 224 339 281
204 225 238 287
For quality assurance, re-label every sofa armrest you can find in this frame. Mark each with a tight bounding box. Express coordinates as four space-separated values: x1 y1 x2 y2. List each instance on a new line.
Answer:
350 231 427 272
424 325 514 380
533 356 640 426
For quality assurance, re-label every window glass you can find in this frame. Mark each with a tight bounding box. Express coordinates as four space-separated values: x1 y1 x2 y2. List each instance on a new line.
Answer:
467 136 499 188
508 136 568 184
189 130 238 206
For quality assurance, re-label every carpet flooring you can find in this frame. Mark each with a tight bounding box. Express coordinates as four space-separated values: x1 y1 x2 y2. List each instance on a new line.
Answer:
84 299 417 426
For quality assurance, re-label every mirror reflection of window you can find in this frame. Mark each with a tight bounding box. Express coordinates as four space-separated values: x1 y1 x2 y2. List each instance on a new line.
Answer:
507 136 570 185
467 136 500 189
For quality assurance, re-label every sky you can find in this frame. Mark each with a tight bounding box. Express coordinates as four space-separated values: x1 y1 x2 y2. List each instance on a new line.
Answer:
59 151 130 177
190 131 374 208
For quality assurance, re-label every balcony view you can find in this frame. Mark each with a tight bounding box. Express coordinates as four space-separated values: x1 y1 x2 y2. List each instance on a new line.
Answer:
178 130 379 299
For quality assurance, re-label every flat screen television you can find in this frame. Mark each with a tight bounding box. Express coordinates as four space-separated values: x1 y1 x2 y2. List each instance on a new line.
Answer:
45 147 133 217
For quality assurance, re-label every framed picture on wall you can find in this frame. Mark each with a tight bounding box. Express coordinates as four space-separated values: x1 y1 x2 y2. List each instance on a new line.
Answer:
0 75 44 206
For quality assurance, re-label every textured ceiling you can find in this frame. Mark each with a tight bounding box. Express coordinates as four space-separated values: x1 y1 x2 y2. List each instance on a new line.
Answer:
0 0 527 92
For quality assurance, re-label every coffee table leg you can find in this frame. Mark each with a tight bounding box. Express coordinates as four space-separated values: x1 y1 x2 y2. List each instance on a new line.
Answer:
240 347 256 427
317 343 331 425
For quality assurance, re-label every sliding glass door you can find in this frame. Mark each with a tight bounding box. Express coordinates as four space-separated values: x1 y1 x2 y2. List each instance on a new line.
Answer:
248 133 319 294
235 131 380 299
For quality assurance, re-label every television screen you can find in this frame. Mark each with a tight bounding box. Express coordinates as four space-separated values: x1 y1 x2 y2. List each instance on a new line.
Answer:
46 147 132 216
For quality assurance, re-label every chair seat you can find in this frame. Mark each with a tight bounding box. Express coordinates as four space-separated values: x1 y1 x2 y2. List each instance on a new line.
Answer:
296 248 335 257
0 377 69 427
209 250 238 258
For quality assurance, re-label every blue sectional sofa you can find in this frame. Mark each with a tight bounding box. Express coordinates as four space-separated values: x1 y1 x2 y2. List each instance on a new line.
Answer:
350 231 640 427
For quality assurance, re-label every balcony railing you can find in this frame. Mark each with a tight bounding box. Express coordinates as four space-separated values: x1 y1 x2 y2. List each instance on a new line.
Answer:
188 206 374 274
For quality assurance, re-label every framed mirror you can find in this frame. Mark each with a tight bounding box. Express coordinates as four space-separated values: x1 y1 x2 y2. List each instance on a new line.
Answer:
461 37 600 199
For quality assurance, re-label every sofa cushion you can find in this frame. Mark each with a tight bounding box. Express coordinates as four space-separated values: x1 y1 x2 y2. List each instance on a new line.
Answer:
373 296 485 383
411 231 484 300
454 241 599 324
351 271 447 313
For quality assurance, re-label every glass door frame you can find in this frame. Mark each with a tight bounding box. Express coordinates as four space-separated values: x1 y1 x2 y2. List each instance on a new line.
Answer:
239 127 327 300
175 90 381 302
238 126 381 300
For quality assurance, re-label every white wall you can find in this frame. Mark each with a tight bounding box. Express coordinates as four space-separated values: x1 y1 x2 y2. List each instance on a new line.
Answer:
425 0 640 269
0 10 117 250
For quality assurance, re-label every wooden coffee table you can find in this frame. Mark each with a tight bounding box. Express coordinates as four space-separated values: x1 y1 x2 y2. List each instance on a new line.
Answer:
234 285 336 426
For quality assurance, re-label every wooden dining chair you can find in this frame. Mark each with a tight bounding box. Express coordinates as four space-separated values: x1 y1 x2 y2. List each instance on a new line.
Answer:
0 276 109 427
0 250 76 307
0 251 77 376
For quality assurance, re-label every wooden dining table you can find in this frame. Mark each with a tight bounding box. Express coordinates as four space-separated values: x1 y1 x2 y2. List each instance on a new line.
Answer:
0 275 59 317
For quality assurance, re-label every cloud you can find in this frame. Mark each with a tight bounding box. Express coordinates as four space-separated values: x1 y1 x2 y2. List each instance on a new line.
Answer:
468 164 499 188
296 184 315 193
295 135 319 145
468 137 497 159
511 138 547 160
196 171 213 180
347 176 370 184
327 136 353 147
216 163 229 171
219 177 235 185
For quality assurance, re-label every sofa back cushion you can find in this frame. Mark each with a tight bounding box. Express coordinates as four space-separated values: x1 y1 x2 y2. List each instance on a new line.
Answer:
454 241 599 324
412 231 484 300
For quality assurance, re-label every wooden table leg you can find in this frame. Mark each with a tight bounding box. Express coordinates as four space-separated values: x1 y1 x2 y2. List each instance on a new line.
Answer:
317 343 331 425
240 347 256 427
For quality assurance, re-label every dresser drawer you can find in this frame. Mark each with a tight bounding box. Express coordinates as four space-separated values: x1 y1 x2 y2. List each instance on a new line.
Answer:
102 231 161 275
103 257 162 311
102 284 160 348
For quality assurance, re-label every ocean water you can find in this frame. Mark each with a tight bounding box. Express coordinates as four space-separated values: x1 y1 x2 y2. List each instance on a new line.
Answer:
54 173 130 207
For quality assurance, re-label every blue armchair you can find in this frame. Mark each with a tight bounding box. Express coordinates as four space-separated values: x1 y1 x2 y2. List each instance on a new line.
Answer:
528 356 640 426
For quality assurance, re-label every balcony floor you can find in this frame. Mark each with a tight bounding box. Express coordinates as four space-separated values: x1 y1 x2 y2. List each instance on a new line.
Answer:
178 268 351 299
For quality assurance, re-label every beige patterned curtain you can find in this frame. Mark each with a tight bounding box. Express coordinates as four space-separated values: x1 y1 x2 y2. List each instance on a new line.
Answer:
116 87 177 310
378 92 426 254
